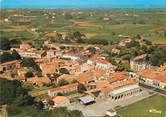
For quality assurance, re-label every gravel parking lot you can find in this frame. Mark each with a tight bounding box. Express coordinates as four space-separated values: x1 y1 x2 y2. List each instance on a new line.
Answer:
68 88 155 117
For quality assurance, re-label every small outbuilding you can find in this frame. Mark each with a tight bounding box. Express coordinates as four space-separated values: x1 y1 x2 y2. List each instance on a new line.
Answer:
79 95 95 105
106 109 117 117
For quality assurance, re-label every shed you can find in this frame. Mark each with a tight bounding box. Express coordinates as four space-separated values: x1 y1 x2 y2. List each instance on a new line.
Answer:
79 95 95 105
106 109 117 117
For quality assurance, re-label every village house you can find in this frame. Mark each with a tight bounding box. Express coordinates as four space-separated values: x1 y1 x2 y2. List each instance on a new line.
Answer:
81 71 142 100
111 48 120 55
0 60 21 72
96 59 116 71
48 83 79 97
87 55 116 71
35 58 52 65
15 68 31 81
87 58 96 66
27 77 51 87
52 96 70 107
137 65 166 91
130 54 151 72
57 74 76 83
61 54 81 61
18 50 46 58
47 49 56 58
97 77 141 99
58 60 81 74
118 38 132 47
40 61 60 77
20 43 32 50
75 68 106 90
80 50 92 58
87 54 99 66
55 50 64 58
80 63 95 72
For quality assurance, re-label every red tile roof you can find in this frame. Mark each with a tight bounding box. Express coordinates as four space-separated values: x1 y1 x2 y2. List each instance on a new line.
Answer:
100 78 138 92
52 96 69 104
48 83 79 92
40 61 60 75
138 65 166 83
0 60 21 66
27 77 51 85
96 59 109 64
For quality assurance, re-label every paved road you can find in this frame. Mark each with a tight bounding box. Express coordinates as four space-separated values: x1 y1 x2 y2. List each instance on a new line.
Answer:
68 88 155 117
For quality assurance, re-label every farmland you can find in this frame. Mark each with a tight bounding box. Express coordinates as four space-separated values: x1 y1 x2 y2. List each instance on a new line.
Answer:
1 9 166 43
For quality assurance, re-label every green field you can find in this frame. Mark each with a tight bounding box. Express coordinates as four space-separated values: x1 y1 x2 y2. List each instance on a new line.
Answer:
1 9 166 43
117 94 166 117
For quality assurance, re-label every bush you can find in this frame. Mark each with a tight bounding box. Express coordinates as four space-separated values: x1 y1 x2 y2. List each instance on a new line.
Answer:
0 38 11 50
59 68 69 74
22 58 41 71
58 79 69 86
78 84 87 93
25 71 34 78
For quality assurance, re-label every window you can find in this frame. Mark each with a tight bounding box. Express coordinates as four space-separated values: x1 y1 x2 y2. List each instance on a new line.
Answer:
121 94 123 98
3 67 6 71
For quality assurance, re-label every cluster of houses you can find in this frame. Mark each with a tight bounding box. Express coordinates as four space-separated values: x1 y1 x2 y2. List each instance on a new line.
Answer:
0 42 165 110
132 65 166 91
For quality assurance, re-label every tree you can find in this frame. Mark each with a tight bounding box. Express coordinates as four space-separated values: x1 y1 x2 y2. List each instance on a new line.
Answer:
1 78 82 117
78 84 87 93
87 47 96 54
25 71 34 78
0 78 22 105
64 13 73 20
59 68 69 74
0 78 35 105
0 38 11 50
150 46 166 66
69 110 83 117
0 52 15 63
164 30 166 37
10 39 21 48
35 72 43 77
22 58 41 71
73 31 84 43
135 34 141 39
35 101 44 110
12 50 21 60
0 51 21 64
138 19 146 24
13 95 34 106
47 99 54 106
143 39 152 45
57 92 64 96
126 40 140 48
58 79 69 86
116 62 131 72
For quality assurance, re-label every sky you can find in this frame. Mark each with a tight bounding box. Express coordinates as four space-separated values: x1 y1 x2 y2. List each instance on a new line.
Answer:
1 0 166 8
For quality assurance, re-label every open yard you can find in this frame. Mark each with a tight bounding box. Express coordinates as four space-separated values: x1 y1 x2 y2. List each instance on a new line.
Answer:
117 94 166 117
28 87 49 97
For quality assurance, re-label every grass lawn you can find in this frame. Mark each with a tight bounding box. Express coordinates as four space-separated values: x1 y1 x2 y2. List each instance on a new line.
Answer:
117 94 166 117
28 87 49 97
